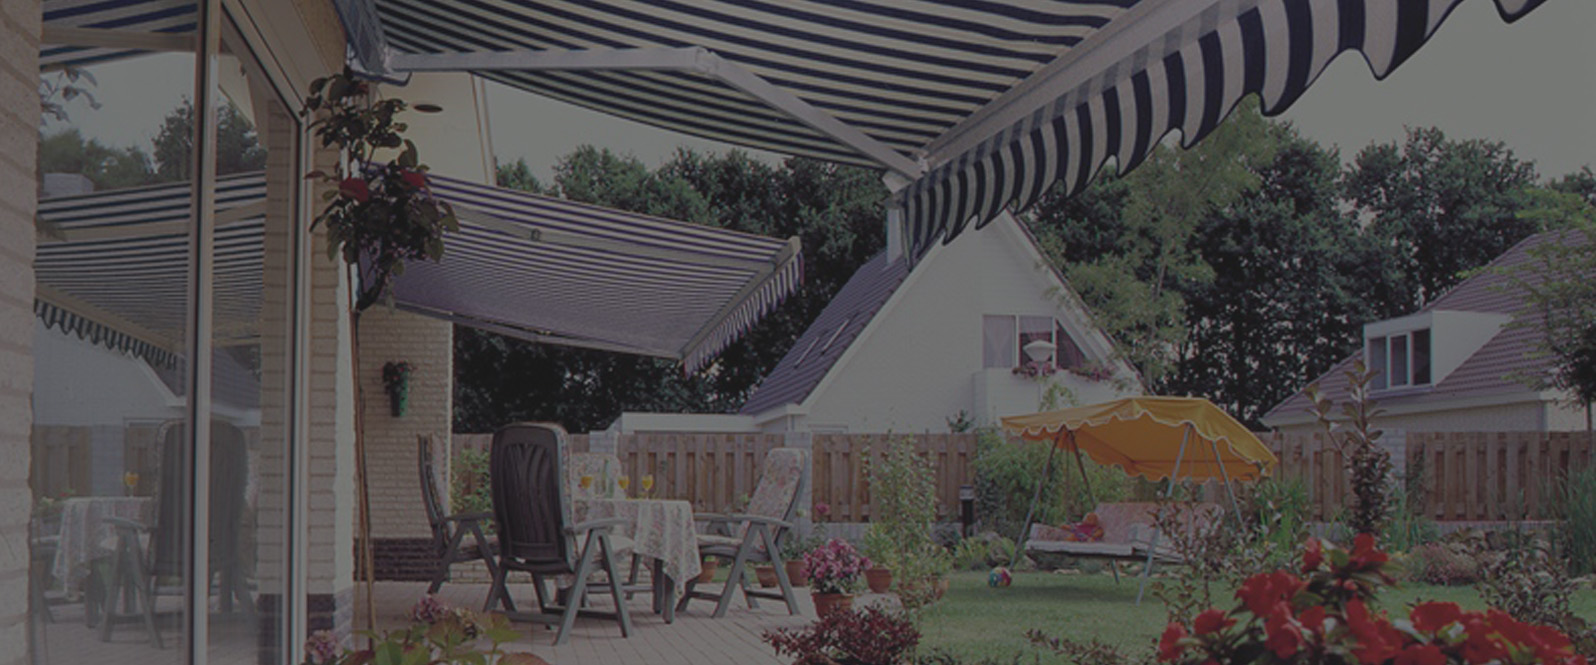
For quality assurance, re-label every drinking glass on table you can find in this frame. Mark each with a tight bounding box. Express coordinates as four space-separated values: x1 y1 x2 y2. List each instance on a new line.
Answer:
123 470 140 496
579 475 594 498
641 474 655 498
617 475 630 496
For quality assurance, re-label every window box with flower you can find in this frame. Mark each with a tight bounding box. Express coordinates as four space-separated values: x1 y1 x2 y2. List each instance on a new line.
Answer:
382 361 414 417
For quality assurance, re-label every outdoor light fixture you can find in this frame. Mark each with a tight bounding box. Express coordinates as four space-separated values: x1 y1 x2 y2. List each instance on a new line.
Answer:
411 101 444 113
1023 339 1056 363
959 484 975 536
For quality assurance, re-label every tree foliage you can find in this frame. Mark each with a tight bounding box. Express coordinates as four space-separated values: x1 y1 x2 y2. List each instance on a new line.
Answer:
1342 127 1540 315
454 147 887 433
37 128 158 191
153 99 268 181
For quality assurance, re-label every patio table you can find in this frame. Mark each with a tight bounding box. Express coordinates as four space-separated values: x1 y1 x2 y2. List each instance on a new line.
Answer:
573 497 700 622
50 496 154 597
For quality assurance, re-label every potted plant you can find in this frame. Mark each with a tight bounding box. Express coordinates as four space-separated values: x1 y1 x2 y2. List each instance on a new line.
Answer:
803 538 870 616
859 524 895 593
382 361 414 416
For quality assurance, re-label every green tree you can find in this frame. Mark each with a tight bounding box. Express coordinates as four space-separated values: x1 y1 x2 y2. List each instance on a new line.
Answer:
1169 126 1382 427
152 100 267 181
1029 99 1276 385
37 128 158 191
493 158 549 195
1342 127 1540 315
454 148 888 433
1500 195 1596 438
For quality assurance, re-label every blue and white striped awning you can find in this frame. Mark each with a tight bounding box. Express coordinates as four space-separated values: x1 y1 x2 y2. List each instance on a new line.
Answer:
40 0 1550 258
35 173 265 367
402 175 802 372
34 172 801 372
341 0 1549 256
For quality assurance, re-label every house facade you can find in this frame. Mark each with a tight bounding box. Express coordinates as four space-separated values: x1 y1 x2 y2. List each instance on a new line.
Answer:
1262 232 1590 435
613 212 1143 435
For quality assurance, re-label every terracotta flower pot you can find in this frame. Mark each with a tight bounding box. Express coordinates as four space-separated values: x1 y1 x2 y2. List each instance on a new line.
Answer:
785 559 810 587
754 565 779 588
811 592 854 616
696 558 718 584
864 566 893 593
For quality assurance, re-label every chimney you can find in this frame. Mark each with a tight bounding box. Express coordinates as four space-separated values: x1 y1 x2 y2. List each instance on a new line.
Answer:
885 207 906 264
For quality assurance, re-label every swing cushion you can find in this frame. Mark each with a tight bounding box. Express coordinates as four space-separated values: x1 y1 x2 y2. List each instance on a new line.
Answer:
1026 502 1219 561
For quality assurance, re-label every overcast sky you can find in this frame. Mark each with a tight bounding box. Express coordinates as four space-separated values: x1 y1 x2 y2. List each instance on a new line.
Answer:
55 0 1594 186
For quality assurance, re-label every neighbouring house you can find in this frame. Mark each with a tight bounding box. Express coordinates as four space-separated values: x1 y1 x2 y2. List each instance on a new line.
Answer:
1262 232 1590 434
611 211 1143 435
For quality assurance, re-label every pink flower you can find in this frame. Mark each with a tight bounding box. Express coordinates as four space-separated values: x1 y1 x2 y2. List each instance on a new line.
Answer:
813 502 831 518
338 177 370 203
303 630 339 665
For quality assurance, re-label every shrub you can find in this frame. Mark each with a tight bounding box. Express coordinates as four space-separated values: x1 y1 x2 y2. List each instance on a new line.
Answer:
450 447 492 519
804 539 871 595
763 606 920 665
1159 535 1590 665
869 435 951 607
1559 463 1596 576
971 429 1128 541
1306 360 1391 537
1478 539 1596 659
951 533 1017 571
1243 477 1311 568
1403 542 1482 586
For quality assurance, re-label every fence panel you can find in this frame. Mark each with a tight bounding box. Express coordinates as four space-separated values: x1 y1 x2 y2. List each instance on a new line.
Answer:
1270 431 1593 521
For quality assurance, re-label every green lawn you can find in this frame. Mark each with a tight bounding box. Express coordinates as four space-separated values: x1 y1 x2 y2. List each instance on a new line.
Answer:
913 571 1596 664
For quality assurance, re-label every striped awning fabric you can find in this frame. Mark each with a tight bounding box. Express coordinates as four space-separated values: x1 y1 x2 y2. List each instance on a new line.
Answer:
35 173 265 367
350 0 1549 256
34 172 801 373
40 0 1550 257
407 175 803 372
41 0 196 69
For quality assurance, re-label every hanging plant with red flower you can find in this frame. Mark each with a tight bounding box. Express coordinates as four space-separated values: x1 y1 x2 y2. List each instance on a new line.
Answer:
302 67 458 311
1158 534 1588 665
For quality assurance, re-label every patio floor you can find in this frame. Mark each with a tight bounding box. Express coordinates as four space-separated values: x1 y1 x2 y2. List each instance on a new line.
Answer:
35 580 823 665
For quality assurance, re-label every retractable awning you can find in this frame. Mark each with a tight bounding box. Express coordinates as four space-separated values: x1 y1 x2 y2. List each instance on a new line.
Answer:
40 0 1550 258
34 173 801 372
339 0 1548 257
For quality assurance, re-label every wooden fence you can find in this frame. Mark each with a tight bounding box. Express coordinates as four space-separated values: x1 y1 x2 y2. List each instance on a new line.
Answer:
1268 431 1595 521
453 431 979 519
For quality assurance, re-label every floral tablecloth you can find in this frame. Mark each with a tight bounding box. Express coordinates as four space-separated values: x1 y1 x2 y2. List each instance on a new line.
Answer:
50 496 154 595
574 498 701 598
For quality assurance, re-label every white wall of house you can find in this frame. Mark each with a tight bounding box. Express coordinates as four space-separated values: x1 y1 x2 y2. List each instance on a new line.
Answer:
798 213 1136 433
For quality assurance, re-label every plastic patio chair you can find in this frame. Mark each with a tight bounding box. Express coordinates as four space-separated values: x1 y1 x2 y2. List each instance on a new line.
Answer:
483 423 634 645
418 434 497 595
676 447 805 618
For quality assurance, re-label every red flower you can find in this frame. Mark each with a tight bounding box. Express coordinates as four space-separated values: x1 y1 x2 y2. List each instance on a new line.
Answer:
1349 533 1389 570
1346 600 1401 665
400 170 427 189
1236 571 1302 616
338 177 371 202
1394 645 1447 665
1158 623 1187 662
1298 605 1327 634
1264 604 1306 658
1410 601 1463 633
1193 609 1234 636
1302 537 1323 572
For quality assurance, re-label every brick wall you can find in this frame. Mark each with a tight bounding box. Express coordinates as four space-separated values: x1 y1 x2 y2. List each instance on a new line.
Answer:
0 3 39 664
357 306 452 579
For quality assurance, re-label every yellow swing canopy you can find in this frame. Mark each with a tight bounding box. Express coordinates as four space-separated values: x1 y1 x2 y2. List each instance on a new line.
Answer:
1000 396 1276 482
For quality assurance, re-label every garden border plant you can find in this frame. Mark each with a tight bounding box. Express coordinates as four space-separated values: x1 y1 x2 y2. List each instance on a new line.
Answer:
869 434 953 609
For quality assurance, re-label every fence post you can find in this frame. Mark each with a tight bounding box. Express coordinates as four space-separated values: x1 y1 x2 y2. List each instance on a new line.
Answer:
785 430 815 538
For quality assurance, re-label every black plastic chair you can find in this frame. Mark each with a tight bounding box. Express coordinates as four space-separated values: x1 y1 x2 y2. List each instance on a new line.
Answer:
418 434 497 594
483 423 633 645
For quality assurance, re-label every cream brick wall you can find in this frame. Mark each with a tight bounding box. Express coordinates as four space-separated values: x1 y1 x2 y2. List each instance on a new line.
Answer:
358 307 452 540
1 2 39 663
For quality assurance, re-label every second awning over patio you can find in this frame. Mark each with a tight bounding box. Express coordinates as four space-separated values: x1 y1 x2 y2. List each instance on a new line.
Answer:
34 172 802 372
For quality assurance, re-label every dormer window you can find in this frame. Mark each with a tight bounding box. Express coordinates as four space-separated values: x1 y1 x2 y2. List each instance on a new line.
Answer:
1367 328 1431 390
